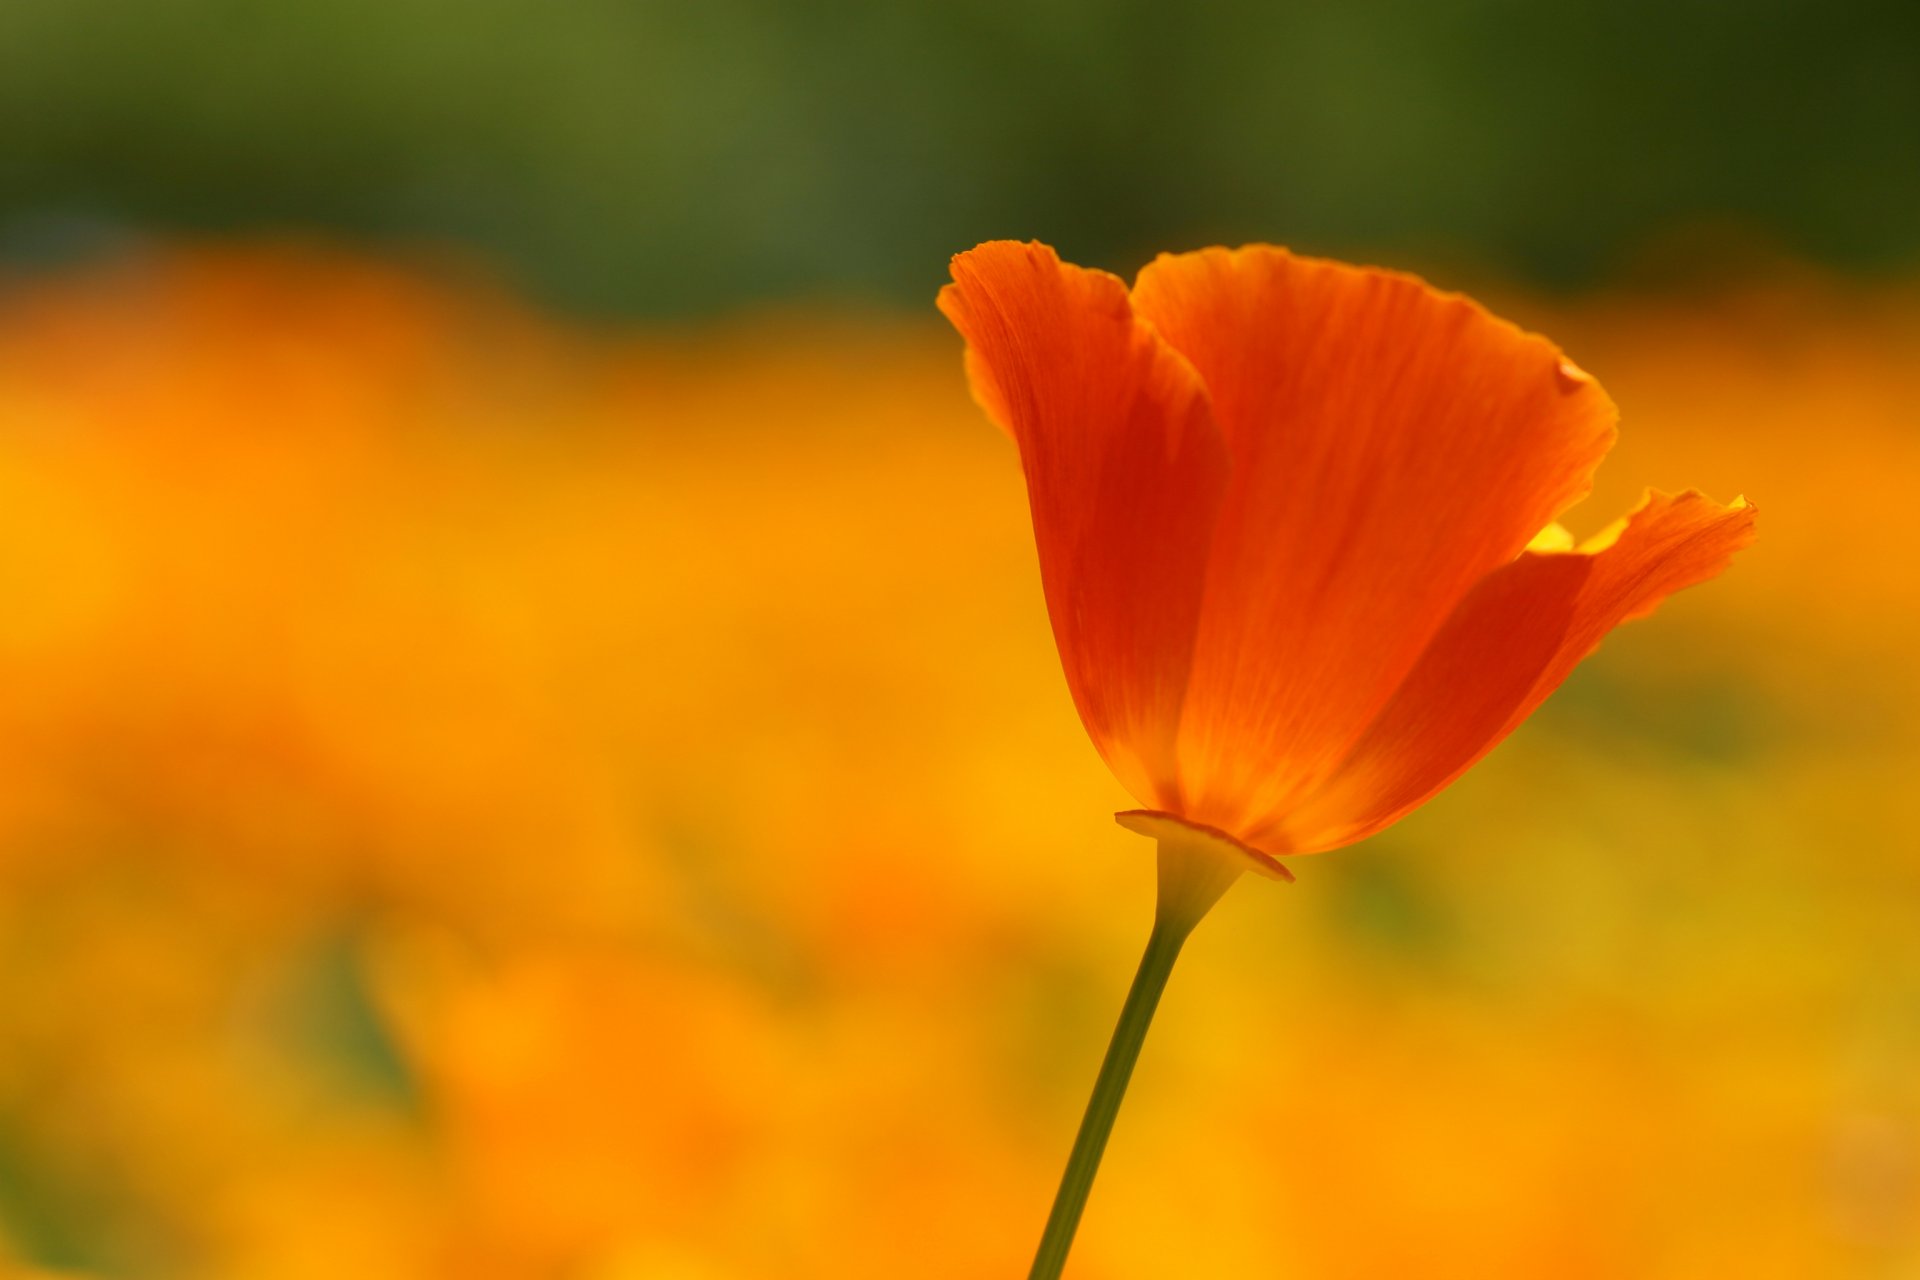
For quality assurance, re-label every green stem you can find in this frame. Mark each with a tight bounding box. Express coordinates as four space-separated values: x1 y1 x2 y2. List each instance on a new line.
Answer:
1026 840 1241 1280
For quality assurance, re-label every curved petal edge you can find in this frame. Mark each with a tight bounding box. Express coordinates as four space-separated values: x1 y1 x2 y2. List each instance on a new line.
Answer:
938 241 1233 807
1269 489 1759 853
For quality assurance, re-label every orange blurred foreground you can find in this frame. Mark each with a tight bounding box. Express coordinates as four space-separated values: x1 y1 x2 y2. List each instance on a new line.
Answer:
0 245 1913 1278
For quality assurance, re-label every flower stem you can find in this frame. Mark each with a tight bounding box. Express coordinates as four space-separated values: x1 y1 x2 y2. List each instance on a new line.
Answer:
1025 840 1242 1280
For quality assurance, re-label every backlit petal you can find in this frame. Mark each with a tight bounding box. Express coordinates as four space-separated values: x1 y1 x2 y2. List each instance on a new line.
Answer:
939 241 1231 806
1128 247 1619 837
1273 490 1759 853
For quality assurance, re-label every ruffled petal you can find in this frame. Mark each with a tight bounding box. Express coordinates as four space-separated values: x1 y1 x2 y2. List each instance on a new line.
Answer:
939 241 1231 806
1128 246 1620 836
1271 490 1759 853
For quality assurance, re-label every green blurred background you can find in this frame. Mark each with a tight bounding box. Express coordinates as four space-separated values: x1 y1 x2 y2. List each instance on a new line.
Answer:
3 0 1918 314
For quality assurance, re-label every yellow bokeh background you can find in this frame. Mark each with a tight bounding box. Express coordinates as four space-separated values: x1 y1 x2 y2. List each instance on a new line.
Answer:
0 245 1913 1278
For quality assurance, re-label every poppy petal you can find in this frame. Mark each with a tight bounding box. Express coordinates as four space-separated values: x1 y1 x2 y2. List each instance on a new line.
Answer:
939 241 1232 806
1271 490 1759 853
1128 247 1620 837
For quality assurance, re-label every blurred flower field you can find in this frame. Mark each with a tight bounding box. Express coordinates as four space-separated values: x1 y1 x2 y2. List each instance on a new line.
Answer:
0 244 1914 1278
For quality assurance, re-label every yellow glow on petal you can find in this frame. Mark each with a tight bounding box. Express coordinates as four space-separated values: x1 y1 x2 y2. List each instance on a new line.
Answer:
1577 518 1633 554
1526 521 1576 553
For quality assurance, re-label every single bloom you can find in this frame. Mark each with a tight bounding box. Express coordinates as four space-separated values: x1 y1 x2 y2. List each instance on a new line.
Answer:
939 240 1756 880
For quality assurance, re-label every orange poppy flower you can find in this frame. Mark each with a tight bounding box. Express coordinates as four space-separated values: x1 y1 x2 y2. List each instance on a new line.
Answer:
940 240 1756 880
